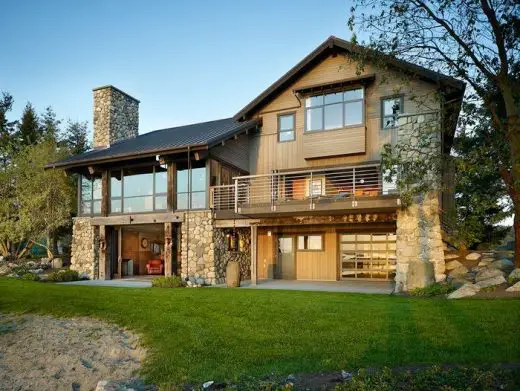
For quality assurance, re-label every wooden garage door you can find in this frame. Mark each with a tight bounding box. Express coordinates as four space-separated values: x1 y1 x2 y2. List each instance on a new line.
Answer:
339 232 396 280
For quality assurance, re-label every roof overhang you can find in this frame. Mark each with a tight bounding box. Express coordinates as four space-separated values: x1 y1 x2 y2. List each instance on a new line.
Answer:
293 74 376 96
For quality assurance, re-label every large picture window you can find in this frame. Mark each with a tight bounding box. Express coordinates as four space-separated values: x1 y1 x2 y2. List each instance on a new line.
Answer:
109 165 168 214
305 88 364 132
177 160 207 210
80 175 102 216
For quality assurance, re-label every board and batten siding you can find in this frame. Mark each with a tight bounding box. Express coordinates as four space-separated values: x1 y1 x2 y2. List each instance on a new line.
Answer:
248 53 441 175
210 133 249 173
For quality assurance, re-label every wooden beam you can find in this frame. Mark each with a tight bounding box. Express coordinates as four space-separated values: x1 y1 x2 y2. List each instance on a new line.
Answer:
251 225 258 286
164 222 173 277
167 162 177 211
98 225 110 280
90 212 184 226
101 170 109 216
215 219 260 228
117 228 122 279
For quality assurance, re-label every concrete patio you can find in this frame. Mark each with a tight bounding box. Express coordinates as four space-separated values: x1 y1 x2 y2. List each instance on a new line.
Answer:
60 278 395 294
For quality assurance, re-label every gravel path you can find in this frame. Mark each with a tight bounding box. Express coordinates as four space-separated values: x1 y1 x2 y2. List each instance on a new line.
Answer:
0 313 146 391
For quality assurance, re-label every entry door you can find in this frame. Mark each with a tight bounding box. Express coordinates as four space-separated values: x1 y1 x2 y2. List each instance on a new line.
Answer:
277 236 295 279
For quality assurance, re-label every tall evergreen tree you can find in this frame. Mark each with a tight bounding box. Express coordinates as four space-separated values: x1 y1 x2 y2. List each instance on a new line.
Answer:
63 120 90 155
16 103 41 147
41 106 61 143
0 92 16 167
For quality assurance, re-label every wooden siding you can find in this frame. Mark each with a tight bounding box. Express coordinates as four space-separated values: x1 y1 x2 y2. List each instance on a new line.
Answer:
249 54 441 175
211 133 249 172
302 126 365 158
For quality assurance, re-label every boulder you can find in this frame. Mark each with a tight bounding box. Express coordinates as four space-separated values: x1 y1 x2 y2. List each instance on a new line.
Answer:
226 261 241 288
508 268 520 283
490 259 515 273
475 268 505 282
449 278 473 289
444 254 459 260
406 260 435 291
445 260 464 271
448 266 469 277
0 264 11 276
478 259 493 268
506 281 520 292
51 258 63 269
435 274 446 283
465 252 481 261
475 275 507 289
448 283 480 299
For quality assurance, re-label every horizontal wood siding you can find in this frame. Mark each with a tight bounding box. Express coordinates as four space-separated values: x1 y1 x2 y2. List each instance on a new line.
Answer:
211 133 249 172
302 126 365 159
249 54 440 175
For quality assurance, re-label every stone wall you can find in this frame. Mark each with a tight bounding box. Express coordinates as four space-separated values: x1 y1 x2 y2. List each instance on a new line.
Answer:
180 211 216 285
214 228 251 284
395 193 445 292
93 86 139 148
70 218 98 279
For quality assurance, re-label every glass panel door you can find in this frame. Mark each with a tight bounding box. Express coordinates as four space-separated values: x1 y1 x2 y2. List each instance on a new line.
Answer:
277 236 295 280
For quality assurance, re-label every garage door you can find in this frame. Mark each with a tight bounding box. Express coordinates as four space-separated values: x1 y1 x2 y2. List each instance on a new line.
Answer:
339 232 396 280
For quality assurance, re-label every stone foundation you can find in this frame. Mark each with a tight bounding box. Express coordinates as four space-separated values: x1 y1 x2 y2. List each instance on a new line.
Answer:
180 211 216 285
70 218 98 279
214 228 251 284
395 193 445 292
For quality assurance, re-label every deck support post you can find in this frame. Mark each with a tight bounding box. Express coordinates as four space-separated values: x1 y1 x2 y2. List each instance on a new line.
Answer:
98 225 110 280
251 225 258 286
117 228 122 279
164 222 173 277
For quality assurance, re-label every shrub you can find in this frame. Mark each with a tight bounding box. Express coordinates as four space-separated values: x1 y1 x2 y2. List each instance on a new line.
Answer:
409 282 457 297
11 264 31 276
151 276 185 288
22 273 40 281
48 269 80 282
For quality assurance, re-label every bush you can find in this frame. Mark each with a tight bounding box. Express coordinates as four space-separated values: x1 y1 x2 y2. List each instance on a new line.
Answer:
409 282 456 297
334 366 520 391
48 269 80 282
151 276 185 288
21 273 40 281
11 264 31 276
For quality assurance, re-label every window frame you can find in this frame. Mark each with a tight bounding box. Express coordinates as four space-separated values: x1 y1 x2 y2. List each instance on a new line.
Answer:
277 112 296 143
304 87 365 133
176 161 208 211
297 234 324 252
79 175 102 216
380 94 404 129
109 165 168 215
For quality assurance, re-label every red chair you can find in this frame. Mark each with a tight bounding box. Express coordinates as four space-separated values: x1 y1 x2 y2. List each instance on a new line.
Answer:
146 259 164 275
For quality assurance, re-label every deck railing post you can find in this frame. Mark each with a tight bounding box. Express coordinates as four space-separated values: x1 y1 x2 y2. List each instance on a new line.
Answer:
352 168 356 199
309 170 313 210
234 179 238 213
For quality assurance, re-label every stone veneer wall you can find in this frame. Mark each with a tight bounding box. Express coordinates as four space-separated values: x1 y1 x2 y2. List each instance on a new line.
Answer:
70 218 98 279
93 86 139 148
395 193 445 292
180 211 216 285
214 228 251 284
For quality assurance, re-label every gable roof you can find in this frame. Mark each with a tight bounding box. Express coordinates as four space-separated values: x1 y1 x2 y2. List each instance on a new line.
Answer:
234 36 465 121
47 117 258 170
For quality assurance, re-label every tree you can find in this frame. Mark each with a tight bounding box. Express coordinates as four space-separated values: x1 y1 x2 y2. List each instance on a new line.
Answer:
350 0 520 265
0 92 16 167
16 103 41 147
40 106 61 143
63 120 90 155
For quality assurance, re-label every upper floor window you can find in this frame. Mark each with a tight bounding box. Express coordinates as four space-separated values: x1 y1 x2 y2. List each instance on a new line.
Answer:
110 165 167 214
381 96 404 129
177 160 207 210
305 88 364 132
80 175 102 216
278 113 295 142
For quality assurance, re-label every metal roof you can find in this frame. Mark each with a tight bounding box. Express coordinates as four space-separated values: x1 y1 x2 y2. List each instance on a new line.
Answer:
47 117 258 169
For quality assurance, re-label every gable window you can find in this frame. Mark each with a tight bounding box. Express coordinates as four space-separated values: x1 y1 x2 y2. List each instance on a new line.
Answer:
305 88 364 132
278 113 295 142
381 96 404 129
80 175 102 216
297 234 323 251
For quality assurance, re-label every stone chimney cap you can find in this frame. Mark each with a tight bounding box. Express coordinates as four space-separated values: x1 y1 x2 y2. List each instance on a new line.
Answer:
92 85 140 103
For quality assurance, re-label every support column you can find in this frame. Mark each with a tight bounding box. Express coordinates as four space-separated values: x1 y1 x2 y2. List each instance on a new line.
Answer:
251 225 258 286
98 225 110 280
164 222 173 276
167 162 177 211
101 170 109 216
117 228 122 278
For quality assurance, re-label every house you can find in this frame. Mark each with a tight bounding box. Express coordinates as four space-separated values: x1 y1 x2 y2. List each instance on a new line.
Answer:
47 36 465 292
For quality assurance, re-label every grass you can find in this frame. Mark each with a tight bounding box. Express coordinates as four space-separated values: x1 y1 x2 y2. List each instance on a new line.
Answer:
0 278 519 387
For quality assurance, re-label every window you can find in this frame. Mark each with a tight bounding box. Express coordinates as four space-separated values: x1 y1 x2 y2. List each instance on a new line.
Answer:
176 160 207 210
109 165 168 214
297 235 323 251
305 88 364 132
308 178 324 197
381 96 404 129
278 113 295 142
80 175 102 215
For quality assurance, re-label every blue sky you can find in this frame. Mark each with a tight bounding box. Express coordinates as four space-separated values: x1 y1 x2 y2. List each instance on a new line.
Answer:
1 0 356 136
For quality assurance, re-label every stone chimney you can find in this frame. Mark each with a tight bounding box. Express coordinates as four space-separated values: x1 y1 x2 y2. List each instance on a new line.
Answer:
93 85 139 148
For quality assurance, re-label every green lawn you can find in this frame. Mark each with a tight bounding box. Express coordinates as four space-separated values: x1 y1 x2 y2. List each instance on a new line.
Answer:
0 279 519 386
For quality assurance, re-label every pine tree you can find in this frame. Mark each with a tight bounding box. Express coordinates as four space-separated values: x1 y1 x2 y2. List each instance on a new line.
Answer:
16 103 41 147
0 92 16 167
63 120 90 155
41 106 61 143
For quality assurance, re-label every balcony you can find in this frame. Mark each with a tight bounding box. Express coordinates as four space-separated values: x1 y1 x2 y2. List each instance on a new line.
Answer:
210 163 400 218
